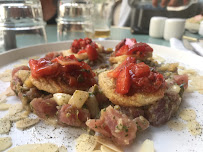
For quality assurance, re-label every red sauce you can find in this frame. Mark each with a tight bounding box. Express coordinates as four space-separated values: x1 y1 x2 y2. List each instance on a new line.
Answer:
29 55 96 87
108 57 165 94
71 38 99 61
114 38 153 58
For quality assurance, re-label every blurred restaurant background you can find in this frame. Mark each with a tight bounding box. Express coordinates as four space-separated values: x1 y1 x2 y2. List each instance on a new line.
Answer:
0 0 202 55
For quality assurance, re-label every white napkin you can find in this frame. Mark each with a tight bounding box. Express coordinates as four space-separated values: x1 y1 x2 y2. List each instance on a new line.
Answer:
170 38 203 56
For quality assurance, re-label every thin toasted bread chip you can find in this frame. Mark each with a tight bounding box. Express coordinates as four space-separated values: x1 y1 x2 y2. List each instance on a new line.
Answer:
9 103 23 115
16 118 40 129
138 139 154 152
0 118 11 134
76 134 97 152
179 109 196 121
0 103 10 110
95 136 123 152
58 146 68 152
100 145 116 152
0 94 7 103
6 111 28 122
7 144 41 152
0 69 12 82
0 137 12 151
187 120 202 136
30 143 59 152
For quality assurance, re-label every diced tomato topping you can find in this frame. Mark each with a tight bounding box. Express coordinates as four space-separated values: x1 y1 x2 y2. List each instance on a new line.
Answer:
115 39 125 52
173 74 188 89
127 43 153 56
107 57 165 94
125 38 137 47
71 38 97 53
29 58 60 78
116 67 131 94
108 57 136 78
29 55 96 87
77 49 87 54
115 45 129 56
114 38 153 59
86 44 98 61
71 38 99 61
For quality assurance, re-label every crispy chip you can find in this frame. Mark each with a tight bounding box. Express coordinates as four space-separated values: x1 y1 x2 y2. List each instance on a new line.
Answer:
29 143 59 152
7 144 41 152
0 103 10 110
0 69 12 82
4 87 15 96
138 139 154 152
6 111 28 122
100 145 116 152
0 94 7 103
0 137 12 151
16 118 40 129
58 146 68 152
167 120 186 131
76 134 97 152
0 118 11 134
187 120 202 136
9 103 23 115
95 136 123 152
179 109 196 121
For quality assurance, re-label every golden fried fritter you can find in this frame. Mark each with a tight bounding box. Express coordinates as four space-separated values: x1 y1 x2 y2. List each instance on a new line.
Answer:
30 76 87 94
98 71 165 107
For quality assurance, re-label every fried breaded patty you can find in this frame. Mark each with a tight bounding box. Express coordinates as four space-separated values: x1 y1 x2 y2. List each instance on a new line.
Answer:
98 71 165 107
30 76 87 94
109 52 152 64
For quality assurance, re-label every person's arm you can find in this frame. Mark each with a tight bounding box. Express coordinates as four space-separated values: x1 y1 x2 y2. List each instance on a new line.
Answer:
152 0 190 7
40 0 57 21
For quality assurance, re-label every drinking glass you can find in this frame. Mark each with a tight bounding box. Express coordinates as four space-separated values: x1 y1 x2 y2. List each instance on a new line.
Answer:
57 0 92 41
84 0 114 40
0 0 47 52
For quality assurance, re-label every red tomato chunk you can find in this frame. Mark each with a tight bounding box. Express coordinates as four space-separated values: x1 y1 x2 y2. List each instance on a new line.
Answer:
29 55 96 87
108 57 165 94
114 38 153 58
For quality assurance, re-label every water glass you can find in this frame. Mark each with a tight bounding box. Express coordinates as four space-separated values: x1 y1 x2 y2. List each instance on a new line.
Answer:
57 0 91 41
85 0 114 39
0 0 47 52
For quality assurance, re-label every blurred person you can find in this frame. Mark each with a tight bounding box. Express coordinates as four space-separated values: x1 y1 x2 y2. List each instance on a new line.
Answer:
40 0 57 23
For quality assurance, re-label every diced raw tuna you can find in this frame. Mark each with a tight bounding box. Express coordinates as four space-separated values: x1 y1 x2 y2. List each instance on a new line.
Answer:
86 106 149 146
30 98 58 118
58 104 90 127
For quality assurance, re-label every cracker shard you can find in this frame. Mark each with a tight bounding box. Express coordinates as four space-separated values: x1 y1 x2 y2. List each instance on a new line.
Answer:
16 118 40 129
0 137 12 151
0 118 11 134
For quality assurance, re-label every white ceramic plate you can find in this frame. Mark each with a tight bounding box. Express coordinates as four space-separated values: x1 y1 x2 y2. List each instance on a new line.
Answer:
0 41 203 152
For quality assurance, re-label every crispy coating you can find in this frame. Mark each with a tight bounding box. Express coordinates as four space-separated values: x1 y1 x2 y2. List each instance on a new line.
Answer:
98 71 165 107
30 76 87 94
109 52 152 64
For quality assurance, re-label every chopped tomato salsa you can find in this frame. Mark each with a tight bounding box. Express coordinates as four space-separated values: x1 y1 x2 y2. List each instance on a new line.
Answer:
114 38 153 58
29 55 96 87
108 57 165 94
71 38 99 61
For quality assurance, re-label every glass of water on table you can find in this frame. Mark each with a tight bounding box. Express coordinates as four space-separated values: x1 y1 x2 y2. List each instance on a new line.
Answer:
0 0 47 52
57 0 92 41
85 0 114 40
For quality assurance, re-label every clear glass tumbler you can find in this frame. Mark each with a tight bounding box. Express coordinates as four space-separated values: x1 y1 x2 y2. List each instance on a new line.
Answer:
0 0 47 52
57 0 92 41
91 1 113 39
